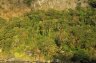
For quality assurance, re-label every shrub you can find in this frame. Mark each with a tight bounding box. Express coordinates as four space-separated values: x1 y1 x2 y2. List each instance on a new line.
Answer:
89 0 96 8
71 49 90 63
23 0 36 6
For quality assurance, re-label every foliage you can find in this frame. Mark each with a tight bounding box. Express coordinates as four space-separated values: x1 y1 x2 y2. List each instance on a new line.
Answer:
0 6 96 62
23 0 36 6
88 0 96 8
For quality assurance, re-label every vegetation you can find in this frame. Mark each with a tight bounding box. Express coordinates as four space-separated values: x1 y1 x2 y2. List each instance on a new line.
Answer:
23 0 36 6
0 0 96 63
89 0 96 8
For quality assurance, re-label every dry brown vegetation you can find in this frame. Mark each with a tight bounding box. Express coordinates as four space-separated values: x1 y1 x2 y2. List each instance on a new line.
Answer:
0 0 88 19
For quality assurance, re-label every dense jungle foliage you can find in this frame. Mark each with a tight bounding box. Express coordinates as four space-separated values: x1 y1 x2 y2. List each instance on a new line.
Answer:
0 0 96 63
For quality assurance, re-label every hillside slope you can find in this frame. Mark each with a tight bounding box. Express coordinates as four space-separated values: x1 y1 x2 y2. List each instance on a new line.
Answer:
0 0 96 62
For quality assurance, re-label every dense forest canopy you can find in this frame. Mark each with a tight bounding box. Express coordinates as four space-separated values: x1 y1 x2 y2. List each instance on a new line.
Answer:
0 0 96 63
